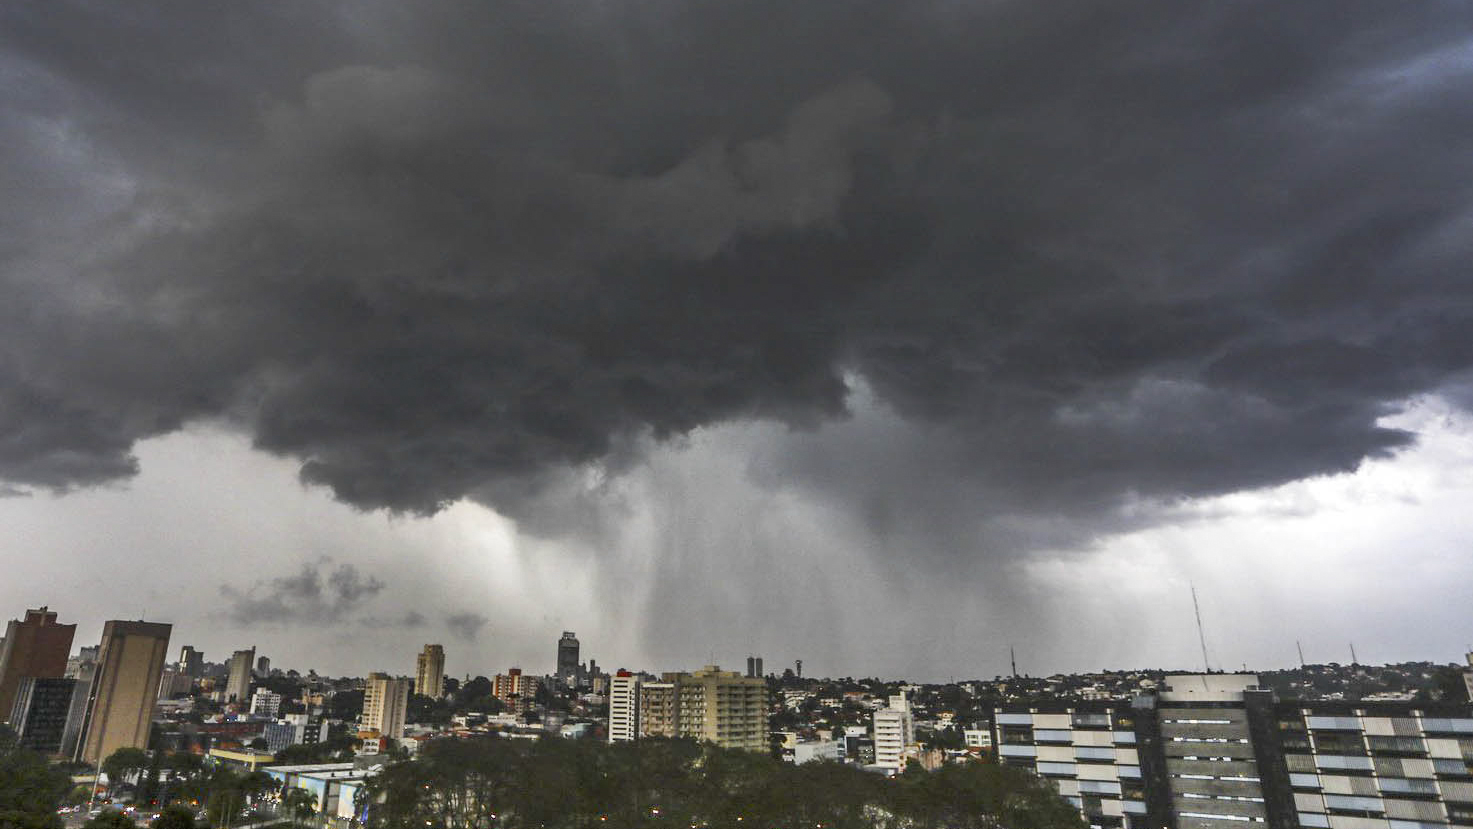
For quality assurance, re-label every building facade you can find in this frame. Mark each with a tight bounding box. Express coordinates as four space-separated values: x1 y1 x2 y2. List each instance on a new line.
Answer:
225 647 255 703
557 632 580 689
75 620 172 765
608 671 640 742
639 680 679 738
493 668 539 710
415 644 445 698
873 693 916 773
675 666 767 752
362 672 410 740
9 677 77 754
178 645 204 677
995 674 1473 829
0 606 76 723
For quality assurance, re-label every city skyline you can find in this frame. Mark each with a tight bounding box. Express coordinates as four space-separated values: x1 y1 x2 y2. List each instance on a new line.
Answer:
4 2 1473 679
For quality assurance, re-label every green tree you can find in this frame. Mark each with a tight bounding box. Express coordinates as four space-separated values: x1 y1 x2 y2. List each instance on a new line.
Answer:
151 804 198 829
83 809 136 829
0 726 72 829
280 787 318 829
101 747 151 799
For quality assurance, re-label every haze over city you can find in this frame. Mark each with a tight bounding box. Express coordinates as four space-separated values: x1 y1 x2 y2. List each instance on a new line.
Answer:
4 1 1473 680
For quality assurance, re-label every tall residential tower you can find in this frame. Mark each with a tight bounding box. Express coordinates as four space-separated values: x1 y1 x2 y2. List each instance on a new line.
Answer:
75 620 171 765
415 644 445 698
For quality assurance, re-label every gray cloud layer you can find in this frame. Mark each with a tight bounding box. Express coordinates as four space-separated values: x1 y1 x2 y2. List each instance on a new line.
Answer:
3 0 1472 560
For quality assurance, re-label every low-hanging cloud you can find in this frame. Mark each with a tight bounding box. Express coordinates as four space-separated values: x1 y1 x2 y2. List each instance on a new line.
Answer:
445 612 490 642
220 562 386 626
3 0 1473 567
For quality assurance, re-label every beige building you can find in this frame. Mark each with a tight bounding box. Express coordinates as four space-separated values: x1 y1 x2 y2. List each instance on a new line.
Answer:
631 667 766 751
225 647 254 703
362 672 409 740
638 679 679 738
492 668 539 710
0 606 76 724
76 620 171 765
415 644 445 698
678 666 767 752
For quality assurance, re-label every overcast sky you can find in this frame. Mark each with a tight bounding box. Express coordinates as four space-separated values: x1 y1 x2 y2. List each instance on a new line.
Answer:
3 1 1473 681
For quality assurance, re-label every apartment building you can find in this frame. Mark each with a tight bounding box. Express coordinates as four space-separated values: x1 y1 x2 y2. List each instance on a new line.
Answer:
996 674 1473 829
874 693 916 773
676 666 767 752
608 670 640 743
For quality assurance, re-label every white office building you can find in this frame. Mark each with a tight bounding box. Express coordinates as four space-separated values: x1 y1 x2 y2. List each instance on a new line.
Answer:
873 693 915 773
608 671 639 743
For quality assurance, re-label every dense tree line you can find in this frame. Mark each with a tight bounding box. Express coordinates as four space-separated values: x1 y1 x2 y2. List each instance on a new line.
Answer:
365 736 1085 829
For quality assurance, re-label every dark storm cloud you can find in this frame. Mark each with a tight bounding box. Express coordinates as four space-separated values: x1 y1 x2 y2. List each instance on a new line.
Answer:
3 0 1473 552
220 562 386 625
445 612 489 641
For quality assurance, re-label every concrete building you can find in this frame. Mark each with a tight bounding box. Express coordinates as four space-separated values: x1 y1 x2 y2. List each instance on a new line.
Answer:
362 672 409 740
251 689 282 718
746 656 764 679
255 655 271 677
676 666 767 752
225 648 255 703
494 668 539 710
987 673 1473 829
557 632 580 689
873 693 916 774
639 680 679 738
9 677 77 754
608 670 640 743
75 620 172 765
785 738 844 765
178 645 203 677
415 644 445 698
0 606 76 724
264 715 334 754
157 668 193 699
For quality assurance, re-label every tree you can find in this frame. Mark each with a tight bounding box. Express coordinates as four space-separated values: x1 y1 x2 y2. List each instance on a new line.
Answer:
102 747 151 798
280 787 318 829
151 805 198 829
0 727 72 829
83 809 136 829
329 689 365 721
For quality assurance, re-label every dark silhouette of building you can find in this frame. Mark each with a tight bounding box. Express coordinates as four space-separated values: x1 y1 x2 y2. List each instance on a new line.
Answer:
557 632 580 688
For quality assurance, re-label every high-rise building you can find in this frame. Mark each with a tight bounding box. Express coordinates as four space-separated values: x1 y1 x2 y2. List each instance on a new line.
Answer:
177 645 203 678
60 662 94 759
557 632 580 688
66 645 99 679
493 668 539 710
873 693 915 773
75 620 171 765
0 606 77 723
639 680 678 738
225 648 255 703
608 671 640 743
676 666 767 752
745 656 764 679
10 677 77 754
362 673 409 740
415 644 445 698
251 689 282 718
255 656 271 677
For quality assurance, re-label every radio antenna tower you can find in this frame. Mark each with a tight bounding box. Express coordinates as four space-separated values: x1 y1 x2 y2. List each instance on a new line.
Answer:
1010 645 1018 678
1191 584 1211 673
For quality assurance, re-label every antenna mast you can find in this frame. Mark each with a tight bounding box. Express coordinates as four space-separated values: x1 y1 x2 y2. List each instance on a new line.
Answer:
1191 584 1211 673
1010 645 1018 678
